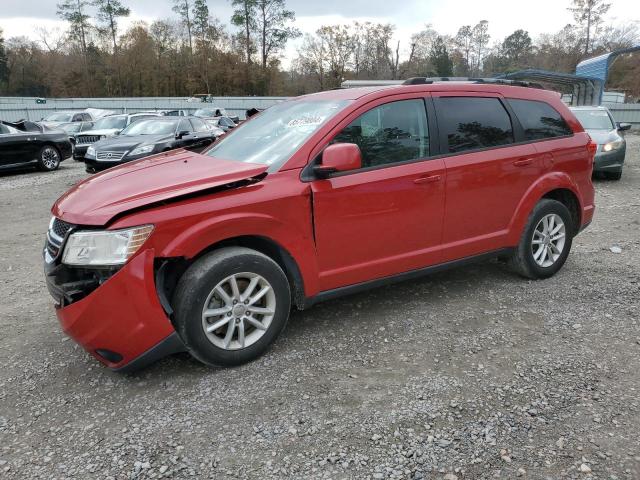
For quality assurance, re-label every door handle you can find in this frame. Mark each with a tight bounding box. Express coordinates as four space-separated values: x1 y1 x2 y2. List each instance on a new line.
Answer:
413 174 442 184
513 158 534 167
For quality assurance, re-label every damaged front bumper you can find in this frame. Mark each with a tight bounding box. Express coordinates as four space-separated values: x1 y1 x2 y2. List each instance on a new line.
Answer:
44 248 184 371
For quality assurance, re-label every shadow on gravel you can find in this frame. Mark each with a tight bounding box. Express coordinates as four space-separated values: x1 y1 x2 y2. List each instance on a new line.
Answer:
123 259 513 378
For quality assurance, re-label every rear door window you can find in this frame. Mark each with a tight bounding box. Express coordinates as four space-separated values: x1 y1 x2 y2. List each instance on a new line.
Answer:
437 97 514 153
178 119 192 133
332 99 430 168
190 117 209 132
509 99 572 140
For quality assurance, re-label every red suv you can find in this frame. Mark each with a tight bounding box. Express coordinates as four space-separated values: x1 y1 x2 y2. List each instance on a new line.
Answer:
44 79 596 371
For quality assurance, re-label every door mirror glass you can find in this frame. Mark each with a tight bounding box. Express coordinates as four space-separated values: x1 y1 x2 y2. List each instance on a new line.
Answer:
314 143 362 178
617 122 631 131
176 130 190 139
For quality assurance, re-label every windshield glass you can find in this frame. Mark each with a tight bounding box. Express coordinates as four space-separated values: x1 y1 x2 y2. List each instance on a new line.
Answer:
60 123 81 133
194 109 216 117
93 116 127 130
44 112 73 122
206 99 349 169
121 119 178 135
573 109 615 130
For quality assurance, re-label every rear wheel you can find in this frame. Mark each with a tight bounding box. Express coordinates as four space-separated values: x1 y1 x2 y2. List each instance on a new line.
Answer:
36 145 61 171
173 247 291 367
509 199 574 279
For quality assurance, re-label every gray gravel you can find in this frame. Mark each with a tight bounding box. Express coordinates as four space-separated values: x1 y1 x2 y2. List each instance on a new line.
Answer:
1 136 639 479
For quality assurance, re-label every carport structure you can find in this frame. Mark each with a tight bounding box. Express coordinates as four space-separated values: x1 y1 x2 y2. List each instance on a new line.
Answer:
575 45 640 103
499 69 603 106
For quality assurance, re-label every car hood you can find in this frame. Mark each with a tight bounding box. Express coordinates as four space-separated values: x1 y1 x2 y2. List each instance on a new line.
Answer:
78 128 121 137
583 128 620 145
92 134 173 151
52 149 268 226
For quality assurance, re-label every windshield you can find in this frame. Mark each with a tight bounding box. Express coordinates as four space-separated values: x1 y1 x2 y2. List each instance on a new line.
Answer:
44 112 73 122
93 116 127 130
206 99 349 169
194 109 216 117
121 119 178 135
573 109 615 130
60 123 81 133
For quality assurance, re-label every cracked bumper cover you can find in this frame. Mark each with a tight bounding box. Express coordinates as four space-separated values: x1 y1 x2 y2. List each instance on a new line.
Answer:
45 249 184 371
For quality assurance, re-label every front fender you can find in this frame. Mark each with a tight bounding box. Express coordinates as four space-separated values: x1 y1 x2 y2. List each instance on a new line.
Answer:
506 172 583 245
158 212 320 296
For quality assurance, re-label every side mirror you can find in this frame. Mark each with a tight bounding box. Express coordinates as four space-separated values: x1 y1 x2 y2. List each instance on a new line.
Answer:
175 130 190 139
617 122 631 131
314 143 362 178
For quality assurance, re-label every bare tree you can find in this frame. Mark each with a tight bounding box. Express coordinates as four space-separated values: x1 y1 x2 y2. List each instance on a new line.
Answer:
173 0 194 56
455 25 473 75
471 20 490 75
569 0 611 55
56 0 93 93
256 0 300 71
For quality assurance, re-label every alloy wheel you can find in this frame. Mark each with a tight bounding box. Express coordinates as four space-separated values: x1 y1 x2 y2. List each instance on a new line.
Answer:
201 272 276 350
531 213 566 267
42 147 60 170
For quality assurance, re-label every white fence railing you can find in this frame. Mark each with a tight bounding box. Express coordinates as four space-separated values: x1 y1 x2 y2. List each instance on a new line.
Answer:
0 96 289 122
0 96 638 128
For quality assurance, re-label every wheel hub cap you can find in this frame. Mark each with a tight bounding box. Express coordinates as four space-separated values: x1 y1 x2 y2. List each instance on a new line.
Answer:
232 304 247 317
201 272 276 350
531 213 566 268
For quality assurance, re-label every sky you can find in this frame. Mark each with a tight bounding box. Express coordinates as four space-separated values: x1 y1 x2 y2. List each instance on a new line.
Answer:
0 0 638 67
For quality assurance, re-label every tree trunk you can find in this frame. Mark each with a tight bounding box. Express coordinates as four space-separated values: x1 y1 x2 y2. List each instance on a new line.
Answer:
585 9 592 55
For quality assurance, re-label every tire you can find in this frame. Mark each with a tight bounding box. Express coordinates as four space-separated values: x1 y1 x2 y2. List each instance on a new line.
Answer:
36 145 61 171
509 199 574 280
173 247 291 367
603 170 622 181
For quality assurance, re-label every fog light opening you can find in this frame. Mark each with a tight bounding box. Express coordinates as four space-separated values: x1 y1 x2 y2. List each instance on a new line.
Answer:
95 349 123 364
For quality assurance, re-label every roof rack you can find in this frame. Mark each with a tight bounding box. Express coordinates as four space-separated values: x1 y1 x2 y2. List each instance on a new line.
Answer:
402 77 544 89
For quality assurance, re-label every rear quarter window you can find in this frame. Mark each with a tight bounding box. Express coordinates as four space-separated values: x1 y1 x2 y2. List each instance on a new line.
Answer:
508 99 572 140
437 97 514 154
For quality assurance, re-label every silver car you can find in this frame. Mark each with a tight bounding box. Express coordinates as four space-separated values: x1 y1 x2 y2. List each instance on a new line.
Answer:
570 106 631 180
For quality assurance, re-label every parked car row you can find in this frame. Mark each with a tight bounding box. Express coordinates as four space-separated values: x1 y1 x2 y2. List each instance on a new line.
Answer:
84 116 222 173
0 109 232 173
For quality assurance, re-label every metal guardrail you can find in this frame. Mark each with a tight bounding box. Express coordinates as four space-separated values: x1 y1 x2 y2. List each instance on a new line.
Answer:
0 96 289 122
604 103 640 129
0 96 638 128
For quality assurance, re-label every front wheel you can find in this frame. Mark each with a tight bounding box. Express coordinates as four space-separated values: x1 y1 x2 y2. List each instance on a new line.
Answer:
36 145 61 171
509 199 574 279
173 247 291 367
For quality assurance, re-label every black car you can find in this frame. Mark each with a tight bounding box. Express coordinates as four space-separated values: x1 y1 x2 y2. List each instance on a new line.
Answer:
84 116 217 173
0 120 73 172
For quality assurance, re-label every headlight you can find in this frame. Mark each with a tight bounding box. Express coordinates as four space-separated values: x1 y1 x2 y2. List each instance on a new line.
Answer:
128 145 154 156
602 140 623 152
62 225 154 266
100 135 106 140
86 146 96 158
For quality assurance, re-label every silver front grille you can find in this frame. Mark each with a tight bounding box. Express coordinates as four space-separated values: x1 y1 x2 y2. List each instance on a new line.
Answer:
96 151 126 161
76 135 101 145
45 217 75 263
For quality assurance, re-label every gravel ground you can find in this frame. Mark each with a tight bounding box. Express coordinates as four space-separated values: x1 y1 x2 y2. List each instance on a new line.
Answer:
1 136 639 480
